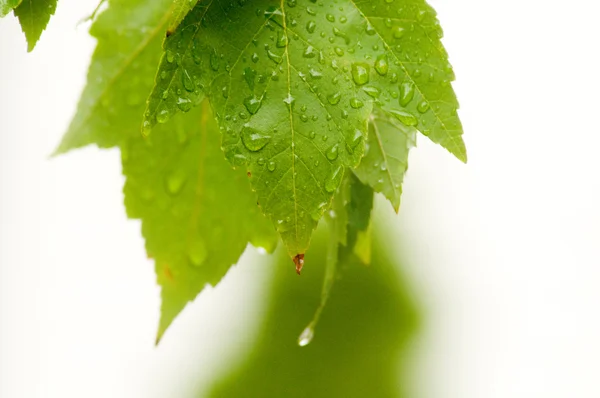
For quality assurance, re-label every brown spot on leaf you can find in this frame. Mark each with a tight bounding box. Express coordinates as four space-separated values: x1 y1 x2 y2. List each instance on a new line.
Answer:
166 30 173 38
293 254 305 275
163 265 174 281
247 171 252 178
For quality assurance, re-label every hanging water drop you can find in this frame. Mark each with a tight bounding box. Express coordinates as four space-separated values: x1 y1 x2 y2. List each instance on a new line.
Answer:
298 325 315 347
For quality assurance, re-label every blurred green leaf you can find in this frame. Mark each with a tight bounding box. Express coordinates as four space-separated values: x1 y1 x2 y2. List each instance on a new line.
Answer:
0 0 21 18
207 225 420 398
123 101 277 342
55 0 174 153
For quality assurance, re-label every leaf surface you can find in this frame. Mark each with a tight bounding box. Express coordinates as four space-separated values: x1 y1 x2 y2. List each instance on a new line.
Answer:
167 0 197 33
123 101 277 342
54 0 174 153
13 0 57 51
0 0 21 18
143 0 464 258
354 107 415 211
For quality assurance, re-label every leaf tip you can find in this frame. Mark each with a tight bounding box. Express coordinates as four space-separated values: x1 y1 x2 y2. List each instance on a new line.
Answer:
293 254 305 275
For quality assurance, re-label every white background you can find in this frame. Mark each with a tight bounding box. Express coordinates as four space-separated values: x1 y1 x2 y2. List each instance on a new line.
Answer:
1 0 600 397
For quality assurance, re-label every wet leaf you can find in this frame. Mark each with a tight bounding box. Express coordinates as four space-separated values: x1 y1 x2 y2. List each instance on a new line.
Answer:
143 0 465 258
354 107 416 211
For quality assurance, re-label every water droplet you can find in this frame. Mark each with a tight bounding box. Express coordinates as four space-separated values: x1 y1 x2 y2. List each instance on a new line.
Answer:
363 86 380 98
210 51 219 71
326 144 339 161
303 45 317 58
177 97 192 112
267 50 283 64
244 96 262 115
298 325 314 347
166 50 175 63
276 31 288 48
351 63 370 85
244 67 256 90
187 239 207 267
393 26 406 39
267 160 277 171
375 54 389 76
283 94 295 108
241 126 270 151
417 100 430 113
325 165 344 193
388 109 418 126
181 70 195 92
399 81 415 106
306 21 316 33
350 98 364 109
327 92 341 105
165 170 187 196
156 107 170 124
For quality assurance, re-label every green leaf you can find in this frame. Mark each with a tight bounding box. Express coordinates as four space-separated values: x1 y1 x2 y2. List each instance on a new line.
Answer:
167 0 198 34
13 0 57 52
123 101 278 342
54 0 175 154
210 225 420 398
0 0 21 18
354 108 416 212
142 0 464 258
298 172 374 345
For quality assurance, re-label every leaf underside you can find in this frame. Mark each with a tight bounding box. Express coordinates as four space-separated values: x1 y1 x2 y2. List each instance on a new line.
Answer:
143 0 465 257
123 101 277 342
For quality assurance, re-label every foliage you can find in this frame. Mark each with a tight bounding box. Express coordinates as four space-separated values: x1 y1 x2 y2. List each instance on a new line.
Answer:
208 228 420 398
0 0 464 340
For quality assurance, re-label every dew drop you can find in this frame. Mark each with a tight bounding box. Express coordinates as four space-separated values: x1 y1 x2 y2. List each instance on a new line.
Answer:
351 63 370 85
388 109 418 126
177 97 192 112
399 81 415 106
241 126 270 151
244 95 262 115
325 165 344 193
187 239 207 267
327 92 341 105
375 54 389 76
350 98 364 109
165 170 187 196
417 100 430 113
267 160 277 171
156 107 170 124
